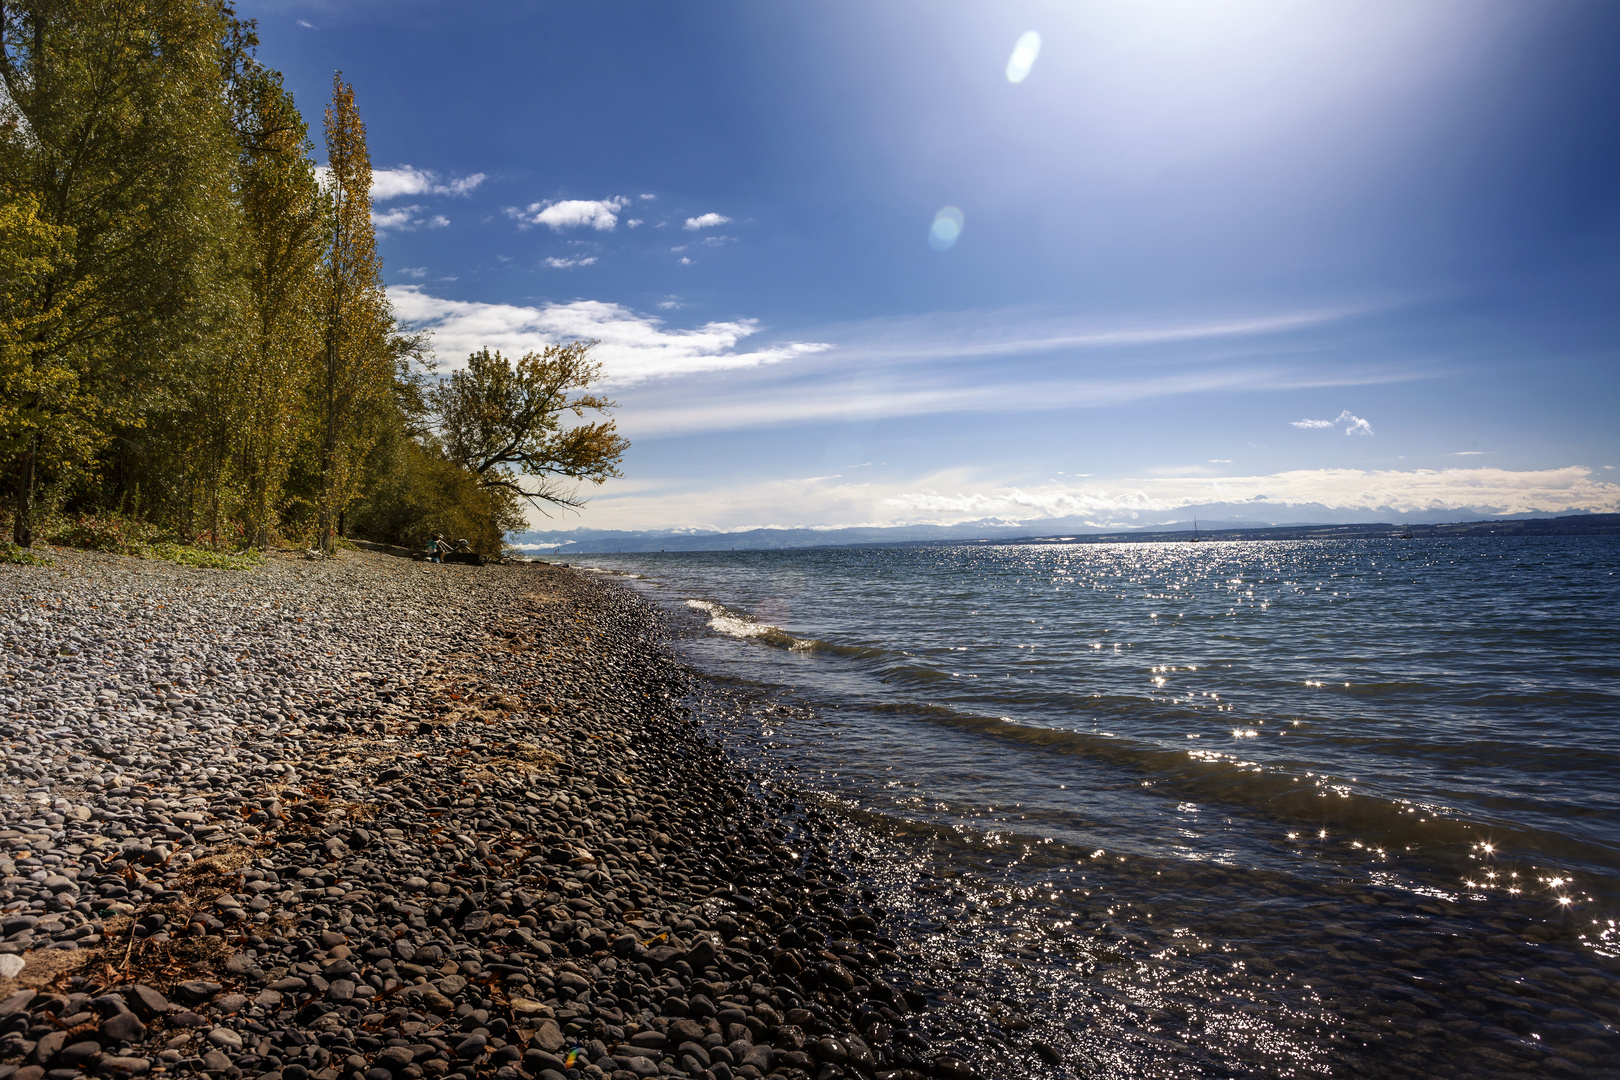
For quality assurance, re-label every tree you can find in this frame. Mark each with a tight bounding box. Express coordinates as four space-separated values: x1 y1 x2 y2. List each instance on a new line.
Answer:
0 0 250 540
313 71 393 553
0 189 110 545
232 62 322 547
432 343 629 519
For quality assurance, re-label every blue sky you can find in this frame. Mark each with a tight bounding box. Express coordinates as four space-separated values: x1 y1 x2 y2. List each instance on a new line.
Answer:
251 0 1620 532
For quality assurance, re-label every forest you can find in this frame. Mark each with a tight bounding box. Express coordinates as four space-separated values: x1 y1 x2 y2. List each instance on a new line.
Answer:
0 1 626 563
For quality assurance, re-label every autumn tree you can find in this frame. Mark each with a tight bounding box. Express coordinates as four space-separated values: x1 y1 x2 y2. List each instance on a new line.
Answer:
431 343 629 518
313 72 393 554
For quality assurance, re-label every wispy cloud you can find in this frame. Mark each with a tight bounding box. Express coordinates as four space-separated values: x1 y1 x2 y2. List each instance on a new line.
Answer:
370 165 486 201
389 285 831 384
397 267 428 279
371 206 449 233
627 219 644 228
543 256 597 268
509 198 628 231
297 19 315 29
1291 409 1373 435
684 212 731 231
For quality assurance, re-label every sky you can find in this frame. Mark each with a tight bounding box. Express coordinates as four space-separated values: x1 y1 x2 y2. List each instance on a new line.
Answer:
248 0 1620 534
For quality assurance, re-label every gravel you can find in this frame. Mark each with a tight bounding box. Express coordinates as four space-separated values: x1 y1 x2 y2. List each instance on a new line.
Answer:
0 549 948 1080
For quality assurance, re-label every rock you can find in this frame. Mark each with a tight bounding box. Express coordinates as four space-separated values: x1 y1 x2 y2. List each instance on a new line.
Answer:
100 1056 151 1075
99 1012 146 1044
207 1027 243 1051
167 1011 209 1029
57 1040 103 1069
0 954 23 979
121 985 168 1020
531 1020 565 1053
375 1047 414 1071
666 1019 705 1044
173 981 220 1006
0 989 36 1015
32 1031 67 1065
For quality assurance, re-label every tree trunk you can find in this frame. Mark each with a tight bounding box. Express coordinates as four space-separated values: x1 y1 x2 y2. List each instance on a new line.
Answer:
12 434 38 548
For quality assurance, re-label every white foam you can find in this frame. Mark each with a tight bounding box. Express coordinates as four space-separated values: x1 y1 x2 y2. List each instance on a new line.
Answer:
685 598 776 639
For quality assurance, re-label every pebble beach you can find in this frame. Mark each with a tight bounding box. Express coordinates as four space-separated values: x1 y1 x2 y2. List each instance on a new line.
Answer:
0 550 954 1080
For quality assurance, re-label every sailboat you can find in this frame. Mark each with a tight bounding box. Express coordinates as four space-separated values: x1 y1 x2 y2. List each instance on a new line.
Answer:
1189 516 1203 542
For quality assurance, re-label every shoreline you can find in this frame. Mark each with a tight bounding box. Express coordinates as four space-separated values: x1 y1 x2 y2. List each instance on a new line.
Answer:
0 550 965 1080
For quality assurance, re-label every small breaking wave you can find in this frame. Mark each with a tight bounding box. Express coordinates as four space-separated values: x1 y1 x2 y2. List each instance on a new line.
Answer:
684 599 813 650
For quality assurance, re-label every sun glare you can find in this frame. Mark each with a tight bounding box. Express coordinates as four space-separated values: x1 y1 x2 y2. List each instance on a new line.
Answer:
1006 30 1042 84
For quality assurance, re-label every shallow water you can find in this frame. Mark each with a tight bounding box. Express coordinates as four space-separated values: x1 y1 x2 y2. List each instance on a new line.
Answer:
565 538 1620 1077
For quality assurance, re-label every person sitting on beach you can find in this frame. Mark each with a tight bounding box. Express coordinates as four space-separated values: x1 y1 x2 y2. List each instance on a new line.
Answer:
430 534 451 563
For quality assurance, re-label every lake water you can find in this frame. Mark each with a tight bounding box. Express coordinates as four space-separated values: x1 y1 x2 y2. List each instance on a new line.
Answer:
565 537 1620 1078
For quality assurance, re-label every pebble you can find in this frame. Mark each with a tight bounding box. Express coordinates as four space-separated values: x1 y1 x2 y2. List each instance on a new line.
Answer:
0 550 946 1080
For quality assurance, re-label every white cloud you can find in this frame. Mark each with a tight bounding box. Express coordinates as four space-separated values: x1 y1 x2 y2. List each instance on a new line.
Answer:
627 219 644 228
679 257 693 265
388 284 831 385
398 267 428 279
881 466 1619 523
538 465 1620 533
640 194 656 201
543 256 597 268
702 235 733 247
1208 458 1232 463
370 165 486 201
370 205 449 233
656 298 683 310
509 198 628 231
684 213 731 231
1292 409 1373 435
297 19 315 28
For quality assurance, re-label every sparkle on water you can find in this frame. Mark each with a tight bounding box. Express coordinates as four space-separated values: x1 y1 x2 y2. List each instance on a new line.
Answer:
578 537 1620 1077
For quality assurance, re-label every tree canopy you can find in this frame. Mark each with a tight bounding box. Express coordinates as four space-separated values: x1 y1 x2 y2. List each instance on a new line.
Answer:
434 344 629 512
0 3 623 557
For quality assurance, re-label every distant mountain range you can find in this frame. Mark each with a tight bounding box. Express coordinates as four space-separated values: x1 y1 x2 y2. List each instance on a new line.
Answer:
513 509 1620 554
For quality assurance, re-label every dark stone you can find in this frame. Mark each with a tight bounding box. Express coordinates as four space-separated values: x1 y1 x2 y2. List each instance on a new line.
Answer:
1032 1042 1062 1066
666 1019 705 1045
375 1047 414 1071
0 992 37 1016
98 1012 146 1045
173 981 220 1007
56 1041 102 1069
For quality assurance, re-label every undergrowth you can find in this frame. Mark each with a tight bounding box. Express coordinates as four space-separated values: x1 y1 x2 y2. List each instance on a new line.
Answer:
0 543 53 567
1 513 266 570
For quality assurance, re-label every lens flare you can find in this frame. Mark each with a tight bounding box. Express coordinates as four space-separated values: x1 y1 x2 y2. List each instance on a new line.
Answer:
929 206 965 251
1006 30 1041 84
